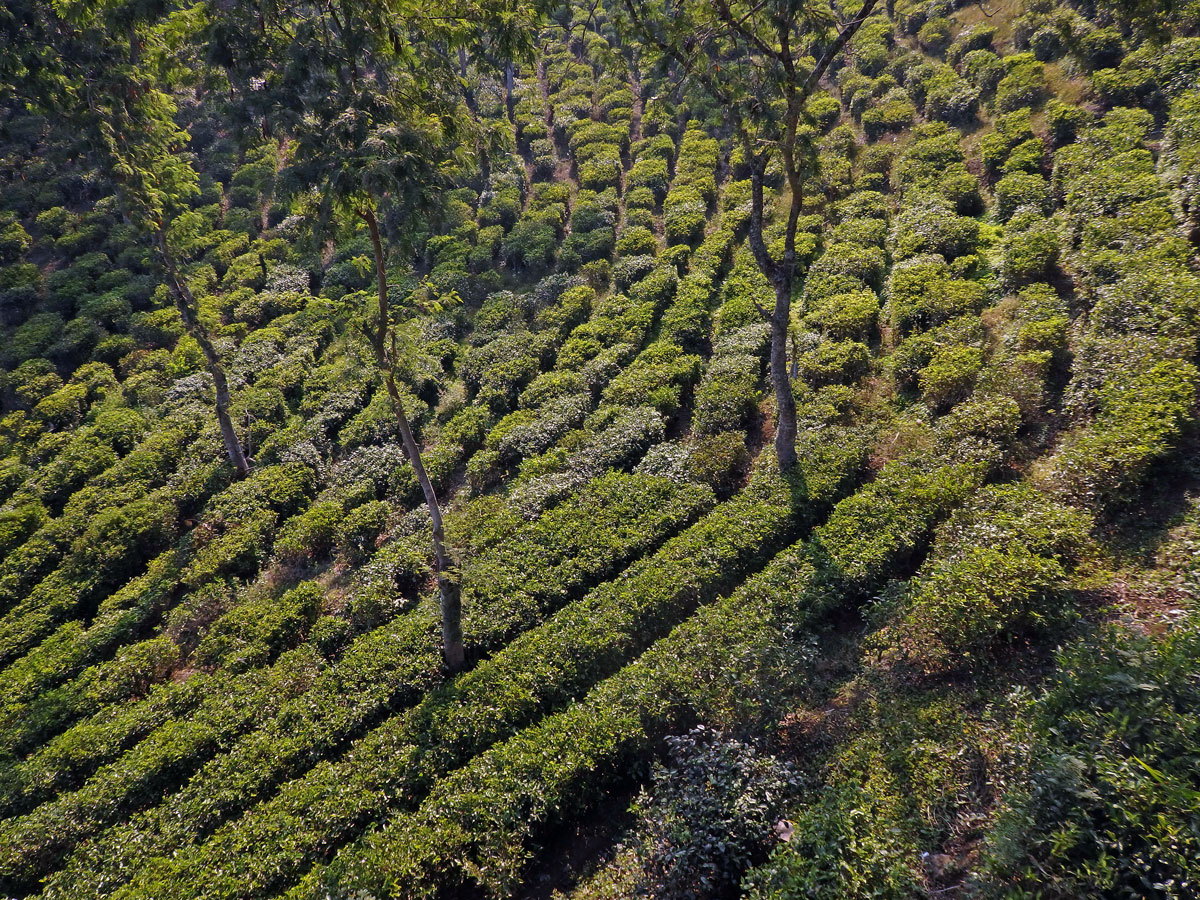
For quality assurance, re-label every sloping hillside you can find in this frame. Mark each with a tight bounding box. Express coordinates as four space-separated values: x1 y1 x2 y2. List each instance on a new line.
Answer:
0 1 1197 898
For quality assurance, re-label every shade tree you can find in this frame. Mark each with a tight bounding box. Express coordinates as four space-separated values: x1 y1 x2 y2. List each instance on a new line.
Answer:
209 0 545 670
615 0 881 470
1 0 252 477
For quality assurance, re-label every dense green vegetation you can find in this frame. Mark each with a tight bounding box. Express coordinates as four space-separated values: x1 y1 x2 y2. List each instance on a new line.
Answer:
0 0 1198 898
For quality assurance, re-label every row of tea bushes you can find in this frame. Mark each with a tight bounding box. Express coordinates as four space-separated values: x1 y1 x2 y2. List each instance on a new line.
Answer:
209 424 866 900
66 462 809 900
0 319 397 759
292 422 1007 899
1039 108 1200 513
5 473 713 894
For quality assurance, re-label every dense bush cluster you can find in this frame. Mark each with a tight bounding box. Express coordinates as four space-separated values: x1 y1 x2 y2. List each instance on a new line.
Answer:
627 727 796 900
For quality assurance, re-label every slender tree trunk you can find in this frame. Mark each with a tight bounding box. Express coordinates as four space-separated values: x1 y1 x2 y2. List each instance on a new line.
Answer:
362 208 465 672
746 162 799 471
478 144 491 193
770 282 798 471
156 228 251 479
505 62 515 122
774 178 804 472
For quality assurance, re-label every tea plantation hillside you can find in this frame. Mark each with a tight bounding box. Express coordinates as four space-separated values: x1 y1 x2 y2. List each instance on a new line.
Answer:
0 0 1198 897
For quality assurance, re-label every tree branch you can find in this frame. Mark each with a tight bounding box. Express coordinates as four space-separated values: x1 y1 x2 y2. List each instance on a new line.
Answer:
712 0 780 68
617 0 734 107
803 0 880 95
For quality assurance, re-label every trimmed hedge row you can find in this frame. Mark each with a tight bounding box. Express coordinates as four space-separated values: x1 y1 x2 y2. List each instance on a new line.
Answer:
693 254 770 436
1 483 350 766
0 90 572 876
0 420 199 616
0 328 385 748
796 189 887 396
1039 107 1200 511
664 125 720 246
877 483 1094 673
0 308 377 756
0 456 322 744
73 460 823 900
470 267 683 493
0 459 327 765
471 126 726 502
127 431 859 900
0 644 329 895
288 435 998 899
7 473 712 894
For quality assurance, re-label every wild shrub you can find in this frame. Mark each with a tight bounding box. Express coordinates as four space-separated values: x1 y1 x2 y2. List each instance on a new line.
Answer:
629 727 795 900
976 620 1200 898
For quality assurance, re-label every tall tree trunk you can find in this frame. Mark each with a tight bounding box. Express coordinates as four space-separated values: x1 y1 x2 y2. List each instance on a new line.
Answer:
156 228 251 479
362 207 465 672
478 144 491 195
746 162 799 471
770 282 798 471
505 62 516 122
